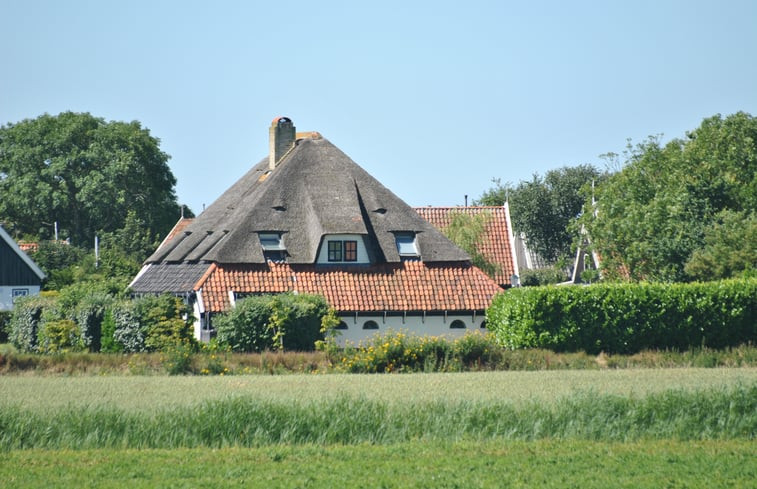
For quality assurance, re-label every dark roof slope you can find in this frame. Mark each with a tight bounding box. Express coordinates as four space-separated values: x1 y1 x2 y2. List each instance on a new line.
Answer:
146 136 469 265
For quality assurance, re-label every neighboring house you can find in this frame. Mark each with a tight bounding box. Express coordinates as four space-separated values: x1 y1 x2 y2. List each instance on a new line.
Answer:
0 226 46 311
130 117 503 345
413 206 519 289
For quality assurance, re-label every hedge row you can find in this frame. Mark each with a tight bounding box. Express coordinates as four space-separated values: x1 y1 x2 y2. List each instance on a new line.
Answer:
487 279 756 354
8 293 194 354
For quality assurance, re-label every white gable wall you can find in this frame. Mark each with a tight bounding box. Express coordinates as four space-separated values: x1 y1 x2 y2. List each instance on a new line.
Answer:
335 313 487 346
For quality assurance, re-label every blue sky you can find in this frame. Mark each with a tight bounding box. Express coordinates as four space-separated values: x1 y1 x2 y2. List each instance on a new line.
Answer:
2 0 756 215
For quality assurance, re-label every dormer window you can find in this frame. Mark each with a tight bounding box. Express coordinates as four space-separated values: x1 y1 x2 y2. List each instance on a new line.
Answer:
259 233 284 250
317 234 367 264
394 232 419 258
259 232 286 262
328 240 357 262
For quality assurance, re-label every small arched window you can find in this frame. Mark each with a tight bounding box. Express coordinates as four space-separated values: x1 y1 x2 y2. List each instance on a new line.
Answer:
480 320 487 329
363 320 379 330
450 319 466 329
335 321 348 330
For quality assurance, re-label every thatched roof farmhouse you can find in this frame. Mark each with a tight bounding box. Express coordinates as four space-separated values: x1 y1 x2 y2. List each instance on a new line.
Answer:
130 117 504 343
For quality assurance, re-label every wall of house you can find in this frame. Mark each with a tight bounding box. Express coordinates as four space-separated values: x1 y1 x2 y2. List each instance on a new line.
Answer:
0 285 41 311
335 312 488 346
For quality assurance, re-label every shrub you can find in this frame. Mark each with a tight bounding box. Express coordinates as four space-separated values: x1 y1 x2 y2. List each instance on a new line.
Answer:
520 267 568 286
0 311 11 343
37 319 83 354
112 300 146 353
215 293 330 353
8 295 56 352
73 292 113 352
99 309 122 353
333 330 501 373
487 278 757 354
134 294 195 352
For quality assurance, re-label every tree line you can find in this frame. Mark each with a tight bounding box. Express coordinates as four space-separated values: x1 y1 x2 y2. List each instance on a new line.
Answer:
471 112 756 284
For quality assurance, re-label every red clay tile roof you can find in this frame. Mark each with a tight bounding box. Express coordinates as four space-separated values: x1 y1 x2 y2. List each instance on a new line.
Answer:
197 261 502 313
414 206 516 286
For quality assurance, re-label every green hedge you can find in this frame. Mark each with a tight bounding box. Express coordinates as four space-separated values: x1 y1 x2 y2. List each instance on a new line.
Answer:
487 279 757 354
214 293 330 352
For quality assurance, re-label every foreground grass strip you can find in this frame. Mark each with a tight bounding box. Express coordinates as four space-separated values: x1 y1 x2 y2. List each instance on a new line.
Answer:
1 385 754 449
1 440 755 489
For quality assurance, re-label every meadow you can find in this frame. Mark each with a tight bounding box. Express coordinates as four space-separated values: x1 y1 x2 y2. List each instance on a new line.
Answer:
2 368 755 486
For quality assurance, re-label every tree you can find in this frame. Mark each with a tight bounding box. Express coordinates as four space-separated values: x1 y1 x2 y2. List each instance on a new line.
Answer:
0 112 187 246
581 112 757 282
442 211 500 279
476 165 605 263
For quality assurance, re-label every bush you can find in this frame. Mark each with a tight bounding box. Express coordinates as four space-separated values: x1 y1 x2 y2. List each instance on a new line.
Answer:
215 293 330 353
8 295 56 353
0 311 11 343
112 300 146 353
332 330 502 373
487 278 757 354
37 319 83 354
133 294 195 352
74 292 113 352
520 267 568 286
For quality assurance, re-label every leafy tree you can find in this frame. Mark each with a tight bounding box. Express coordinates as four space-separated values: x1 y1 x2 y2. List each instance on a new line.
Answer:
442 211 500 279
476 165 605 263
0 112 187 246
582 112 757 282
684 210 757 280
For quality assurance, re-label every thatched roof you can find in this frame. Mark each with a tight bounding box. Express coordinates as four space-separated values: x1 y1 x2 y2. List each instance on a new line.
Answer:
145 135 469 265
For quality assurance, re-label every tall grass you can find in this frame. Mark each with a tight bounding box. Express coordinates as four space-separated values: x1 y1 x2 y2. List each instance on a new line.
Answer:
1 384 754 449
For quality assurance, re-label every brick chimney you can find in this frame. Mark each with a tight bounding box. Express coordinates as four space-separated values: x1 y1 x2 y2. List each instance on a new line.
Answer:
269 116 296 170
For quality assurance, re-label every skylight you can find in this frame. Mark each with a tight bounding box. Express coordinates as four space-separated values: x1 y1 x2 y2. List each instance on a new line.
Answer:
259 233 285 250
394 232 418 257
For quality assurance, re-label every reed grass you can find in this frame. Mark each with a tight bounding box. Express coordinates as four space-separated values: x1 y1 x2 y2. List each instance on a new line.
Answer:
0 384 754 449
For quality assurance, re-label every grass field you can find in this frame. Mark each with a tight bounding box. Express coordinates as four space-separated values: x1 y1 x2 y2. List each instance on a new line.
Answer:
2 441 755 488
2 369 755 487
3 368 755 411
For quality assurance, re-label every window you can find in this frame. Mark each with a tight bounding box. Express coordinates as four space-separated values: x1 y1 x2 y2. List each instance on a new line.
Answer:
335 321 348 330
328 241 343 261
363 320 379 330
394 232 419 257
480 320 487 329
344 241 357 261
12 289 29 298
259 233 284 250
450 319 466 329
328 240 358 262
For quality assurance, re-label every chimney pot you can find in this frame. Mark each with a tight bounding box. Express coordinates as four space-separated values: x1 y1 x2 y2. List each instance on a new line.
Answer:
269 117 296 170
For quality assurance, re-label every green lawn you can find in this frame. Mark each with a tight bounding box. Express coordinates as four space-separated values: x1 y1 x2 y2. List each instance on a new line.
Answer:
3 441 755 488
